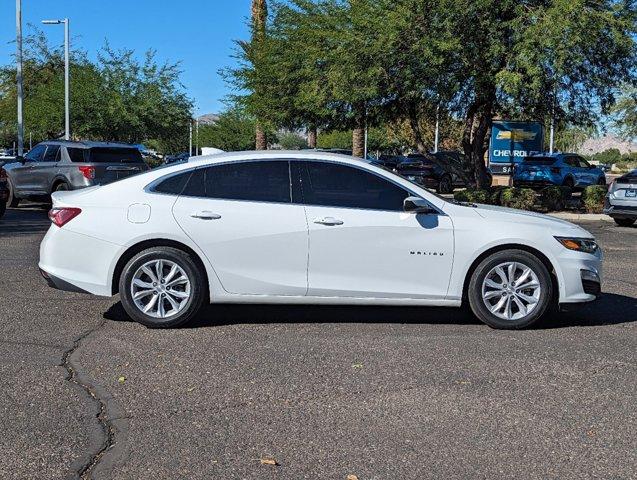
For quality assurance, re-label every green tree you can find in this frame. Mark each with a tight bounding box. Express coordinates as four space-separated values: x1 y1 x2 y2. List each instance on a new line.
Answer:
612 87 637 140
197 108 257 151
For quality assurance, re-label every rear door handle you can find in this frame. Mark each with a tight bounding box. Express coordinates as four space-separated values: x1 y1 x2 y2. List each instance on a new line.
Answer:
313 216 344 226
191 211 221 220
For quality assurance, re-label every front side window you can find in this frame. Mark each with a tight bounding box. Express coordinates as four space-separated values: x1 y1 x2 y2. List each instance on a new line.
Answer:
298 161 410 211
183 161 291 203
24 144 47 162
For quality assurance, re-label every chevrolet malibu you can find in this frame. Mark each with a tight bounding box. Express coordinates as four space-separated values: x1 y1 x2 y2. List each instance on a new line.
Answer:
39 151 602 329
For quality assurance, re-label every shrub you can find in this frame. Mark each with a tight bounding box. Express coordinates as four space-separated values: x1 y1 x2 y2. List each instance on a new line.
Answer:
453 189 491 204
540 186 572 211
501 188 536 210
581 185 607 213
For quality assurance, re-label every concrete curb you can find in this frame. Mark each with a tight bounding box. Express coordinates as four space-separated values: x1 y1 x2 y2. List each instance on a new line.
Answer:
548 212 613 222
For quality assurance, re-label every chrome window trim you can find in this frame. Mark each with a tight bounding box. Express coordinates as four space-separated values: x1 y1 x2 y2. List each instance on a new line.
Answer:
145 157 445 215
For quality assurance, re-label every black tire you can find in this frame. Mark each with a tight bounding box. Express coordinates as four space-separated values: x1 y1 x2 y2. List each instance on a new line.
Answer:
437 175 453 194
597 177 607 186
614 218 635 227
562 176 575 189
54 182 69 192
7 178 19 207
119 247 206 328
468 249 553 329
0 199 5 219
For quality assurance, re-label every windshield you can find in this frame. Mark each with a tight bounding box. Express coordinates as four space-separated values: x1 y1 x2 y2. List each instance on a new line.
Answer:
523 157 557 165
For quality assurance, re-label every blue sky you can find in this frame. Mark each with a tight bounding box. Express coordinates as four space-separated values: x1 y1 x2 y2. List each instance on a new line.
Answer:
0 0 253 115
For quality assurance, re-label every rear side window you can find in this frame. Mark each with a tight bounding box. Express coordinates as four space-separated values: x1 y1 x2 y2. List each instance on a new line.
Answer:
87 148 144 164
299 161 410 211
42 145 60 162
67 147 88 162
182 161 291 203
152 171 192 195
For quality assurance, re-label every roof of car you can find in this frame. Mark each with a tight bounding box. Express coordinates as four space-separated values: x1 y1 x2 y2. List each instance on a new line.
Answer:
186 150 368 165
37 140 140 149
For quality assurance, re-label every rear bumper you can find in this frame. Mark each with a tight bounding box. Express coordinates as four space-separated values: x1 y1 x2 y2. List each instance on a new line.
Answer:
513 178 560 188
604 198 637 219
39 225 121 296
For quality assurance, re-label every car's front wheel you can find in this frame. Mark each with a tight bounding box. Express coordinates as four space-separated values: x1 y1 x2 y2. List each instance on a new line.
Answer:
614 218 635 227
119 247 206 328
468 249 553 329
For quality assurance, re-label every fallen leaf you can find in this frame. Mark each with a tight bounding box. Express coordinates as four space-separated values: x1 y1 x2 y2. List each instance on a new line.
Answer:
117 376 126 384
260 458 279 466
352 363 363 369
347 475 359 480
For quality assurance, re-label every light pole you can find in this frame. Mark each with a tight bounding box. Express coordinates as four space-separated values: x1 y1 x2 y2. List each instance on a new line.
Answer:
42 18 70 140
16 0 24 156
434 104 440 153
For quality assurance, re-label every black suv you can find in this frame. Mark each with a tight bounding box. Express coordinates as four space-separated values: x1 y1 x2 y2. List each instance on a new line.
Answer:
396 151 492 194
3 140 149 206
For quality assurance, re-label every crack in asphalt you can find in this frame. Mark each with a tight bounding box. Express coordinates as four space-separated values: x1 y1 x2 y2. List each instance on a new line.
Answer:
61 318 125 480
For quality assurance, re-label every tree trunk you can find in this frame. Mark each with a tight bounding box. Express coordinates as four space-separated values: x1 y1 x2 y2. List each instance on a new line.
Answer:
461 97 494 190
255 124 267 150
307 127 317 149
352 126 365 158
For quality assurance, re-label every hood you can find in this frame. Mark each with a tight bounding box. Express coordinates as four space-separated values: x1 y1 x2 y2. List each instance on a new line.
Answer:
471 203 591 235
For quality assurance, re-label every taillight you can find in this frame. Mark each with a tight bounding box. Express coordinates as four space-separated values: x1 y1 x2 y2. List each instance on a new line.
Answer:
78 166 95 179
48 207 81 227
550 167 561 174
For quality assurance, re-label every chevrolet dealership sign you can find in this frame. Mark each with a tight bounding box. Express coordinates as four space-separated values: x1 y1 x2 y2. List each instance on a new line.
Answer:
489 121 545 175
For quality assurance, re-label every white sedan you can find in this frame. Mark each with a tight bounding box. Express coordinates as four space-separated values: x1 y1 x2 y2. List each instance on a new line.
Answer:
39 151 602 329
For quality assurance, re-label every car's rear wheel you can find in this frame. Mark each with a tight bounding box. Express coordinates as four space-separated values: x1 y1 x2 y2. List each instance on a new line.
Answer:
562 176 575 189
614 218 635 227
7 179 19 207
0 199 5 219
119 247 206 328
468 249 553 329
597 177 607 186
437 175 453 194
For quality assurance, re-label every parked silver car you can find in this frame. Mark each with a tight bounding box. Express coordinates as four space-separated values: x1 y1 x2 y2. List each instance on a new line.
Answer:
604 169 637 227
3 141 149 206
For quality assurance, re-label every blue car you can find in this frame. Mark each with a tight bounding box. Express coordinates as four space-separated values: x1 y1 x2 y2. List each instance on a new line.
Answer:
513 153 606 189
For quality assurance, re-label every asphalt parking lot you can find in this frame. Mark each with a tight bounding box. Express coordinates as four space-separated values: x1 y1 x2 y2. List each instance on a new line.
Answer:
0 204 635 480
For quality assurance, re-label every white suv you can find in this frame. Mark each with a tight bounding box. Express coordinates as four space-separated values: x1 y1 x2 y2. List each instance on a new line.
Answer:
39 151 602 329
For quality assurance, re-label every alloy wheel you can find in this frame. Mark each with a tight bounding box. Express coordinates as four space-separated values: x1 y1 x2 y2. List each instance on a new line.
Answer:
481 261 541 321
130 259 191 319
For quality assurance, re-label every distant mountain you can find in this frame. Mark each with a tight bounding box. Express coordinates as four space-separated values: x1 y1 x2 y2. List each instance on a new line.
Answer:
579 135 637 155
197 113 220 125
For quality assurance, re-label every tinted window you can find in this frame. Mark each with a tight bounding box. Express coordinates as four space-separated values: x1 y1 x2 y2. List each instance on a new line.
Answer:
524 157 556 165
67 147 88 163
153 171 192 195
42 145 60 162
87 148 144 164
299 161 409 211
183 161 291 203
25 144 47 162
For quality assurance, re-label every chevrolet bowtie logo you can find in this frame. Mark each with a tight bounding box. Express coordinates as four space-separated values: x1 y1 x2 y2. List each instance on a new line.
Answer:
496 130 537 141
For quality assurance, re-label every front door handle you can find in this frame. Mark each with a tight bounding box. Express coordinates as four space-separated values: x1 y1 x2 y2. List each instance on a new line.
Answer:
313 216 344 226
191 211 221 220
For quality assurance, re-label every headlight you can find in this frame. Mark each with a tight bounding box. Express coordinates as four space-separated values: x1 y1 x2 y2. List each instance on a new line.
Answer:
555 237 599 254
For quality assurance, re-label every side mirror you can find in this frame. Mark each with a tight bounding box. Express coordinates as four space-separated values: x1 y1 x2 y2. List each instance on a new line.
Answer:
404 196 436 214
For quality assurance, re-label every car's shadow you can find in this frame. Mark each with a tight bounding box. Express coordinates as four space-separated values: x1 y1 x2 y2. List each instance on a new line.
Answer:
104 292 636 330
0 204 51 237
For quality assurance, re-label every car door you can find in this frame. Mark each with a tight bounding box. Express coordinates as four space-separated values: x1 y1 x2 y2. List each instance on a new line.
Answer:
33 144 60 192
566 155 588 186
576 156 597 185
171 160 309 296
295 160 455 299
10 144 47 194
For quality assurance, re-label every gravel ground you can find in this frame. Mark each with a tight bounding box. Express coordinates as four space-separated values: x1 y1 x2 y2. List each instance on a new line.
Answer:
1 205 635 480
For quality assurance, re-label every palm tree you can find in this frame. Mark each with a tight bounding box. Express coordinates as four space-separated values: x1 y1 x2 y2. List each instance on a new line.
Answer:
252 0 268 150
